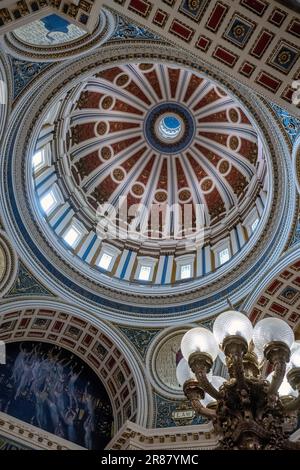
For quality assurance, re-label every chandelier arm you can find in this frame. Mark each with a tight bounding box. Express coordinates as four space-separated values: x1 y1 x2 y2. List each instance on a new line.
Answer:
260 359 270 379
230 353 246 388
190 399 217 419
188 353 222 399
282 394 300 412
194 369 222 400
268 359 286 396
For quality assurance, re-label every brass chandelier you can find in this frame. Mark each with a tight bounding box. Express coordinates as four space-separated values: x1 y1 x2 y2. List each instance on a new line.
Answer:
176 311 300 450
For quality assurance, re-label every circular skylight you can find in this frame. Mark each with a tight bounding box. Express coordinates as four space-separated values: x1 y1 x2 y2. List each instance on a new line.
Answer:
159 115 182 139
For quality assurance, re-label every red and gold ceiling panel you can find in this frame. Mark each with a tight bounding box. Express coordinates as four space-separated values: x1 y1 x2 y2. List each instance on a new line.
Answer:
106 0 300 114
250 261 300 333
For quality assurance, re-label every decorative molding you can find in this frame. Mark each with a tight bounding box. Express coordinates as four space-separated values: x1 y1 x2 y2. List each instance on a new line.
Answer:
0 230 18 298
146 325 191 400
106 419 218 450
32 63 267 288
110 15 160 41
0 52 12 143
293 134 300 196
272 103 300 144
243 244 300 330
0 1 100 36
146 320 217 400
0 411 84 450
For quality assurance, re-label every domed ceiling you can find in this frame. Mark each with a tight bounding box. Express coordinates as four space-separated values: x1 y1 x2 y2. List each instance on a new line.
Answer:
2 40 295 319
31 62 267 289
66 63 259 231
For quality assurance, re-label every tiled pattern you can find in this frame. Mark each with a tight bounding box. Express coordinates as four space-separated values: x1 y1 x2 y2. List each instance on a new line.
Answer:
268 40 300 75
223 13 256 49
0 308 138 430
108 0 300 111
153 9 168 27
1 1 300 108
240 0 269 17
268 8 287 27
249 261 300 329
239 61 256 77
178 0 210 23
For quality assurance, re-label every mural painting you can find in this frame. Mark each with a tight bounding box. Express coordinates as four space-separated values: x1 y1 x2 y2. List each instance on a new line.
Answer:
0 342 113 449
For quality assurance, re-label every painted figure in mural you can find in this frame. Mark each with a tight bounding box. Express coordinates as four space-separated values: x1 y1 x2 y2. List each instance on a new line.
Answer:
10 343 27 384
0 342 113 449
63 407 77 443
14 345 37 399
83 414 95 450
69 365 83 410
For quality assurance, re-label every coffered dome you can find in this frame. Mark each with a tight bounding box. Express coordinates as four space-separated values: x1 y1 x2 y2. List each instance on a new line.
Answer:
63 63 261 231
31 62 267 289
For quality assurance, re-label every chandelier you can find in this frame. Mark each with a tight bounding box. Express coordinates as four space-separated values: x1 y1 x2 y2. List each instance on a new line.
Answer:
176 311 300 450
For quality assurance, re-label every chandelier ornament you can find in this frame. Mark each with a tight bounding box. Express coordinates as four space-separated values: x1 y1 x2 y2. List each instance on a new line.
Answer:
177 311 300 450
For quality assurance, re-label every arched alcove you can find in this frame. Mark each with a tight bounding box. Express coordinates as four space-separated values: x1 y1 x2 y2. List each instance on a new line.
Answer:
0 301 153 437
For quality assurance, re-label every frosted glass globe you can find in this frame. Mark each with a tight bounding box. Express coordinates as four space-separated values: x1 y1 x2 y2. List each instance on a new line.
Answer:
290 341 300 368
253 318 294 354
267 372 297 397
254 346 264 364
176 358 213 387
201 376 226 406
176 358 196 386
213 310 253 345
218 349 226 364
181 327 218 361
